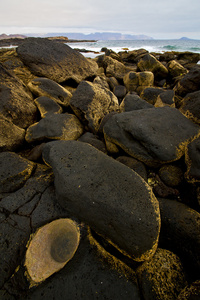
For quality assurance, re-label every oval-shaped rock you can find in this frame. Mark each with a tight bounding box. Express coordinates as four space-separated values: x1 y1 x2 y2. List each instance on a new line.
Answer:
25 218 80 285
42 140 161 262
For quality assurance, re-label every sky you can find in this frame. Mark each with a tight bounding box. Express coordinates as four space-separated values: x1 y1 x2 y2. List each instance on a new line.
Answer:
0 0 199 39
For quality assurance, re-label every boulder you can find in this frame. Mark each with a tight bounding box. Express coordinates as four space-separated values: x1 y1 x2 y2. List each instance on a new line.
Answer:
113 85 127 103
167 60 188 78
158 165 183 187
17 38 98 84
34 97 63 118
116 156 147 181
120 93 153 112
123 71 154 94
179 91 200 125
0 116 25 152
107 76 119 91
28 77 72 107
137 54 168 80
174 66 200 97
0 63 37 128
0 152 35 193
147 173 179 198
158 198 200 275
140 87 165 105
185 136 200 183
122 48 149 63
177 52 200 64
42 140 161 262
78 132 107 153
25 113 83 143
154 90 175 107
70 80 119 133
136 248 187 300
103 107 200 167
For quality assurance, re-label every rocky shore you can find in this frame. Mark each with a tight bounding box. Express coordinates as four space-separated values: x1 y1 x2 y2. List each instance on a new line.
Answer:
0 37 200 299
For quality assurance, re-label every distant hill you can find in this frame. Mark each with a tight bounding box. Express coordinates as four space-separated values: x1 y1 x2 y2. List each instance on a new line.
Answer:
179 37 192 40
27 32 154 41
0 33 26 40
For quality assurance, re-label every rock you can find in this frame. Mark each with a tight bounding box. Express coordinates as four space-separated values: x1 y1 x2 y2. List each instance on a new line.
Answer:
42 140 161 262
167 60 188 78
34 97 63 118
136 248 187 300
177 52 200 64
137 54 168 80
140 87 165 105
25 113 83 143
25 143 46 162
174 66 200 97
179 91 200 125
24 218 80 286
19 228 141 300
178 280 200 299
185 136 200 183
70 81 119 133
116 156 147 181
158 165 183 187
113 85 127 103
122 48 149 63
28 77 72 107
158 198 200 275
154 90 175 107
93 75 110 90
78 132 107 153
103 107 200 167
0 152 35 193
0 116 25 152
0 63 37 128
123 71 154 94
120 93 153 112
17 38 98 84
148 173 179 198
159 52 177 62
107 76 119 91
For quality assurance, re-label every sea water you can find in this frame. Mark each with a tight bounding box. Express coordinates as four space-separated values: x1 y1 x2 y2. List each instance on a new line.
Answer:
67 39 200 58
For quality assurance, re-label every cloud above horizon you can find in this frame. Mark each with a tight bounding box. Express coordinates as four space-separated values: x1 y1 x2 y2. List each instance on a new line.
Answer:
0 0 200 39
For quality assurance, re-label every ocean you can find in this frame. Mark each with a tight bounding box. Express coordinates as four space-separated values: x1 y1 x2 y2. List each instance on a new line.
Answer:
67 39 200 59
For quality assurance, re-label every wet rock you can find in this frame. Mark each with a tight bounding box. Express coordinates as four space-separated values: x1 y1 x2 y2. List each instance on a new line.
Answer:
174 66 200 97
28 77 72 107
158 164 184 187
42 140 161 262
137 53 168 80
120 93 153 112
185 136 200 183
24 218 80 286
0 116 25 152
0 63 37 128
154 90 175 107
25 113 83 143
136 248 187 300
70 80 119 133
123 71 154 94
140 87 165 105
103 107 200 167
116 156 147 181
0 152 35 193
158 198 200 275
78 132 107 153
178 279 200 299
34 97 63 118
179 90 200 125
17 38 98 84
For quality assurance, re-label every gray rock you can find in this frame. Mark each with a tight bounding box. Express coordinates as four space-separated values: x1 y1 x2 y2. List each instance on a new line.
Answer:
116 156 147 181
158 198 200 274
123 71 154 94
0 152 35 193
154 90 175 107
174 66 200 97
113 85 127 102
70 81 119 133
140 87 165 105
28 77 72 107
137 248 187 300
120 93 153 112
0 63 37 128
34 96 63 118
0 116 25 152
25 113 83 143
103 107 200 167
42 140 161 262
78 132 107 153
17 38 98 84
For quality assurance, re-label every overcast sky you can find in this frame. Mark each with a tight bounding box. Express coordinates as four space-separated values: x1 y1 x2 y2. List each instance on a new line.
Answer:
0 0 199 39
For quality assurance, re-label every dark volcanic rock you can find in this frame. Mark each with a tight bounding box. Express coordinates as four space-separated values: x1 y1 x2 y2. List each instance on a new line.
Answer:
42 140 161 262
0 63 37 128
78 132 107 153
140 87 165 105
34 96 63 118
185 136 200 183
136 248 187 300
25 113 83 143
123 71 154 94
174 66 200 97
154 90 175 107
17 38 98 84
158 198 200 275
103 107 200 167
179 90 200 125
120 93 153 112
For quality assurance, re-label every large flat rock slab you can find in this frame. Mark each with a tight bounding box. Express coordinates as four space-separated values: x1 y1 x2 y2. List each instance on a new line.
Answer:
42 140 160 262
17 38 98 84
103 107 200 166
